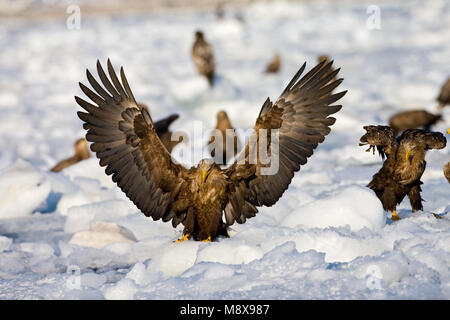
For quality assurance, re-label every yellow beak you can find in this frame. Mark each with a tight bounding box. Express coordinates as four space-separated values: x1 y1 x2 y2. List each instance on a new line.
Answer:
202 170 208 183
447 128 450 135
405 149 411 163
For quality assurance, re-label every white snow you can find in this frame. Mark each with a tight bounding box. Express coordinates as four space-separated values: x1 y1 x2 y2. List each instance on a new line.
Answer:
69 221 137 249
281 185 386 232
0 160 51 219
0 0 449 300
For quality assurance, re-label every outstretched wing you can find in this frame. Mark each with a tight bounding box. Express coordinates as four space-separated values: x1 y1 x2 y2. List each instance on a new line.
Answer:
359 125 398 159
224 60 346 225
76 59 189 225
400 129 447 150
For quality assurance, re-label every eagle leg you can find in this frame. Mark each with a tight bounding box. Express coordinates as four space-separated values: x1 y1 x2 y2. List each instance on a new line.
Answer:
202 236 212 242
391 210 401 221
175 233 190 243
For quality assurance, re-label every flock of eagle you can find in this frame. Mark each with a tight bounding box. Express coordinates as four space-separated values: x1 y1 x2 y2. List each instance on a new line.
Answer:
48 29 450 242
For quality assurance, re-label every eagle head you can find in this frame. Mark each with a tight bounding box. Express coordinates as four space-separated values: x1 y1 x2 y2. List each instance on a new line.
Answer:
198 158 215 183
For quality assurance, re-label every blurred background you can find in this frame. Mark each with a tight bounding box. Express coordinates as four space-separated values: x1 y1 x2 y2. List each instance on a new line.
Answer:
0 0 449 169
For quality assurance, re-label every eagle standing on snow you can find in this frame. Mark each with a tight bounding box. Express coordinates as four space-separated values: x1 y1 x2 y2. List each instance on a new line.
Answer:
265 53 281 74
192 31 215 86
359 126 447 220
76 59 346 241
208 110 241 165
51 138 90 172
388 109 442 136
437 77 450 109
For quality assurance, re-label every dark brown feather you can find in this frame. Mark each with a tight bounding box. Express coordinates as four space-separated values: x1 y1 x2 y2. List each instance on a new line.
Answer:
76 59 189 224
360 127 447 214
224 60 346 225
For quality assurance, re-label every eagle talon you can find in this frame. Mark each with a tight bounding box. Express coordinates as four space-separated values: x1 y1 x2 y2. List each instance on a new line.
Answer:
391 210 401 221
175 233 190 243
202 236 211 242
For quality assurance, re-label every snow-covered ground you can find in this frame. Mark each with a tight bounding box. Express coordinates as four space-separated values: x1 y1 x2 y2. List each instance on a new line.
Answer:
0 0 449 299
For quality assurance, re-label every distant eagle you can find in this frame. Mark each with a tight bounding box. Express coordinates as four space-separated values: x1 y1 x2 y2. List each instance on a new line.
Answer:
437 77 450 109
192 31 215 86
51 138 90 172
265 53 281 73
76 59 346 241
388 109 442 136
208 110 241 165
360 126 447 220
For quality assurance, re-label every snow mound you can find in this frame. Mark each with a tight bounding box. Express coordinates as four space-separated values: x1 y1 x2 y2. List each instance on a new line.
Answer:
0 160 51 219
0 236 12 252
64 199 138 233
69 221 137 249
281 185 386 231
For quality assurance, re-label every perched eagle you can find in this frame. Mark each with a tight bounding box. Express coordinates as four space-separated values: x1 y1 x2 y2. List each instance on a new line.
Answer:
51 138 90 172
138 103 181 153
192 31 215 86
437 77 450 109
208 110 241 165
76 59 346 241
360 126 447 220
388 109 442 136
265 53 281 74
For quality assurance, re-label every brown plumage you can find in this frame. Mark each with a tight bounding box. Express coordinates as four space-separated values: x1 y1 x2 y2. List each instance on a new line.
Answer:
437 77 450 109
208 110 241 165
317 55 336 83
50 138 90 172
444 161 450 184
138 103 181 153
388 109 442 136
265 53 281 73
360 126 447 219
76 59 346 241
192 31 215 86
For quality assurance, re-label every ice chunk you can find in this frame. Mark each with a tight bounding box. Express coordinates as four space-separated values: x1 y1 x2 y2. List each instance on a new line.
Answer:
69 221 137 249
0 160 51 219
281 185 386 231
0 236 12 252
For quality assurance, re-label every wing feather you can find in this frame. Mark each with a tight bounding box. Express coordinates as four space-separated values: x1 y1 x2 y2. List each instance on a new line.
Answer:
225 61 346 224
76 59 189 223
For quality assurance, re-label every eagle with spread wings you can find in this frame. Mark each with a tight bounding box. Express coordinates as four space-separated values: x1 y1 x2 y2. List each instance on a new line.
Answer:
76 59 346 241
360 126 446 220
